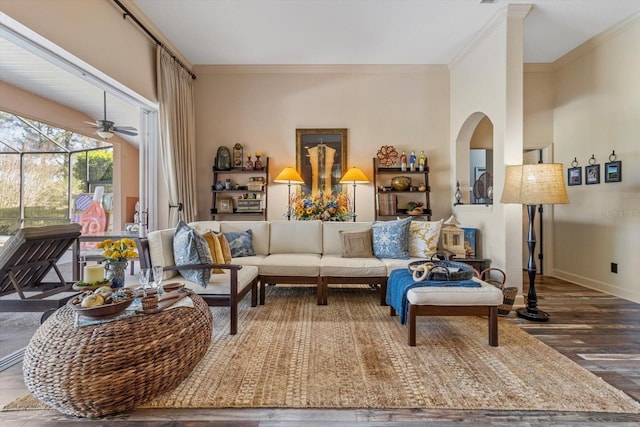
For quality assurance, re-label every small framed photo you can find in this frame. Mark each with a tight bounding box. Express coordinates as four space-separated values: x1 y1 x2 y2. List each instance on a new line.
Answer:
604 161 622 183
585 164 600 185
216 198 234 213
568 167 582 186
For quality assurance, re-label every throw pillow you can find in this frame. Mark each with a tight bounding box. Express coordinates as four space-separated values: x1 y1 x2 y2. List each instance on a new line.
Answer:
216 232 233 263
173 220 212 287
339 228 375 258
222 229 255 257
371 216 412 259
202 231 227 274
408 219 444 258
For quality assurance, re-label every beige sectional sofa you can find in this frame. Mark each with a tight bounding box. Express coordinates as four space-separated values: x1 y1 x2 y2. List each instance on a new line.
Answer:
139 219 443 334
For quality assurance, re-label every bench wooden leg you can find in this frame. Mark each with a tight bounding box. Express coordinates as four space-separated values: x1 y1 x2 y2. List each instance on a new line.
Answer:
408 304 417 346
488 306 498 347
390 306 396 316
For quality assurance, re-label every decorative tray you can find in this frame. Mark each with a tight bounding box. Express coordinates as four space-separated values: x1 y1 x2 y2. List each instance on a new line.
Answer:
408 260 474 281
68 288 135 318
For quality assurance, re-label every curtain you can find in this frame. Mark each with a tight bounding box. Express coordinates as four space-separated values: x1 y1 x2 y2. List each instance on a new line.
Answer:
156 46 198 224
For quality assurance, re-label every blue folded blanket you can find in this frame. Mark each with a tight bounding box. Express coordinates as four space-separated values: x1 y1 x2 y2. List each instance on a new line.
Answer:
386 269 480 325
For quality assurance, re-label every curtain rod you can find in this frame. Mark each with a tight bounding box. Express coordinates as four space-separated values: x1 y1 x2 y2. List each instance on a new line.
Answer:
112 0 196 80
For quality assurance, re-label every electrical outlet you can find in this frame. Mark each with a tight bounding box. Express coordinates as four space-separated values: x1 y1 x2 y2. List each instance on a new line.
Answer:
611 263 618 274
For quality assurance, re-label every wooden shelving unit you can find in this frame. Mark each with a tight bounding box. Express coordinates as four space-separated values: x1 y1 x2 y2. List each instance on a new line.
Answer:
211 157 269 220
373 157 431 221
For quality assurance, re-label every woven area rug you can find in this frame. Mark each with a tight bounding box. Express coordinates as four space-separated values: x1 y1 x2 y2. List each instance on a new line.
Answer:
5 286 640 413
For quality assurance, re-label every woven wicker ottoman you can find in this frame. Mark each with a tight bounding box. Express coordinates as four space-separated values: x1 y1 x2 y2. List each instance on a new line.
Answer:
22 293 212 418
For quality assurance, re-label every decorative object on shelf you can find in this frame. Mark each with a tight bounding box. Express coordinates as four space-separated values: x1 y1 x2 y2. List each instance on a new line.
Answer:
405 201 424 215
418 151 426 172
585 154 600 185
214 180 224 191
391 176 411 191
274 167 305 221
454 181 463 205
501 163 569 322
233 143 243 169
290 192 351 221
418 182 427 192
339 167 370 221
97 238 138 288
400 151 407 171
214 146 232 171
462 228 476 257
409 151 416 171
254 151 263 170
441 215 465 259
605 150 622 183
472 171 493 205
224 178 233 190
216 198 234 214
568 158 582 186
247 176 265 191
245 152 254 170
377 145 399 167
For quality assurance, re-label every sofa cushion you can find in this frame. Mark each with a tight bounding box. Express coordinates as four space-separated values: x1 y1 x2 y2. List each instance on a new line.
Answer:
322 221 373 255
408 219 443 258
173 220 212 287
259 253 321 277
188 221 221 234
147 228 177 280
371 217 412 259
269 220 323 254
223 229 255 257
220 221 270 255
216 232 232 263
202 231 227 274
339 228 374 258
162 265 259 296
320 254 386 277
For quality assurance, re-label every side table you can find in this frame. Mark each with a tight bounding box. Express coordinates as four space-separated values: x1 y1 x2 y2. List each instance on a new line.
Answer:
22 293 212 418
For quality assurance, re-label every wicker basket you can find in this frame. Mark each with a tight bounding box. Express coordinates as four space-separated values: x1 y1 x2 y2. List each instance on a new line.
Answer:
23 294 212 418
480 268 516 316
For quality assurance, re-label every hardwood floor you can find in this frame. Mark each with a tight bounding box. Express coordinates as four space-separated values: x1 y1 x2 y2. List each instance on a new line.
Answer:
1 274 639 426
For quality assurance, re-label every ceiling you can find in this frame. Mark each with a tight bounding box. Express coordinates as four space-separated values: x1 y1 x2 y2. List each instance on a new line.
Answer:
1 0 639 148
135 0 640 64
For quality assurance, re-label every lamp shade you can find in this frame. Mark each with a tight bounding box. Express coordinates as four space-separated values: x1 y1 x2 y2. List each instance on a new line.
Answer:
96 130 114 139
500 164 569 205
339 167 369 184
274 167 304 184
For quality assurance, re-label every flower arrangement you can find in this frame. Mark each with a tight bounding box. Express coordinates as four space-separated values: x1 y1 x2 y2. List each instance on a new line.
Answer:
291 192 352 221
97 238 138 262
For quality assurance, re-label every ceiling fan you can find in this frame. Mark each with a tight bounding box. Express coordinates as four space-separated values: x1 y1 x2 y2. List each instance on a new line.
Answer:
84 92 138 139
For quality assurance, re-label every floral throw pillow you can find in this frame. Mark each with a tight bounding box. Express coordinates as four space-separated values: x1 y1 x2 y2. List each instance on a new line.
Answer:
222 229 255 258
408 219 443 258
173 220 212 287
371 217 412 259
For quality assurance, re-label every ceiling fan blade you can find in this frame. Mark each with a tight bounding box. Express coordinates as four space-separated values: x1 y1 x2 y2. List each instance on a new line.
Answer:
113 126 138 136
83 121 99 127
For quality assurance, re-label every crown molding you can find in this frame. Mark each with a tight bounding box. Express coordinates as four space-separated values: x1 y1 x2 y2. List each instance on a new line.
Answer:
193 64 447 75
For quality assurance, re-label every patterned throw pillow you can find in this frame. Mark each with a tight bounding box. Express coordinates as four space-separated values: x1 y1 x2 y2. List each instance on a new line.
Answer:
339 228 375 258
408 219 444 258
173 220 212 287
222 229 255 258
202 231 227 274
371 217 412 259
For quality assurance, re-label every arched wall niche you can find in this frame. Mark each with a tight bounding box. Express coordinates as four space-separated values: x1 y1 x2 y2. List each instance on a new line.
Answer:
454 112 494 204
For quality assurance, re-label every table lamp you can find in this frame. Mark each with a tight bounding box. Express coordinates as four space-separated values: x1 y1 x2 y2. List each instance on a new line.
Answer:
274 167 304 221
339 167 370 221
500 163 569 321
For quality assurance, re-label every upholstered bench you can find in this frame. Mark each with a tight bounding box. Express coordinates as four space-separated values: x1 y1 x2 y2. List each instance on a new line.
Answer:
388 273 503 347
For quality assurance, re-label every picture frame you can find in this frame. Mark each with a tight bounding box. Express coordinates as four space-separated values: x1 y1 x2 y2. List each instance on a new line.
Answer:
604 161 622 183
216 198 233 214
296 128 347 197
585 164 600 185
567 167 582 186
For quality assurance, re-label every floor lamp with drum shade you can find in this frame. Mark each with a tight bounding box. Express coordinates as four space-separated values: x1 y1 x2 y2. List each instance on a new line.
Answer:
339 167 370 221
500 163 569 321
274 167 304 221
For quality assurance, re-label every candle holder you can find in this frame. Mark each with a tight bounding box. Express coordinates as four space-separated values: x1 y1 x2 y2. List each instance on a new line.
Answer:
254 154 263 170
245 154 254 171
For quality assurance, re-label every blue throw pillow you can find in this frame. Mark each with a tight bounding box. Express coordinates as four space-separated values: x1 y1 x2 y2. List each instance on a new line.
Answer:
371 217 412 259
173 220 212 287
222 229 255 257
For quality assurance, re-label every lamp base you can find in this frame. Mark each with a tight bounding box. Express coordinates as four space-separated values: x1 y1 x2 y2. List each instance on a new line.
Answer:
516 307 550 322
